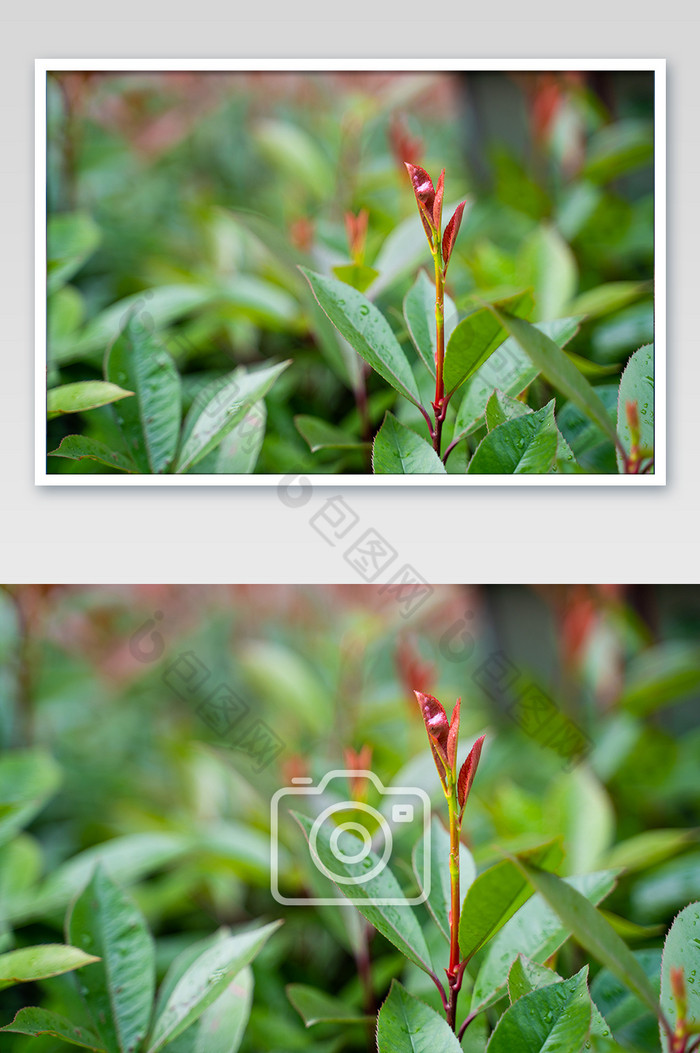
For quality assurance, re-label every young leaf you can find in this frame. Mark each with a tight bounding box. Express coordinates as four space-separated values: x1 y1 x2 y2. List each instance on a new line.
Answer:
412 816 476 941
467 401 559 474
372 413 446 474
457 733 485 814
459 840 564 961
105 317 182 473
516 861 661 1019
377 980 463 1053
287 983 371 1027
488 310 620 447
442 201 467 270
67 865 155 1053
0 944 99 991
470 870 618 1016
403 270 458 378
487 967 592 1053
293 813 435 978
443 290 533 396
145 921 281 1053
659 902 700 1051
175 361 289 473
300 268 423 407
47 382 135 419
0 1007 106 1051
48 435 138 473
616 343 654 471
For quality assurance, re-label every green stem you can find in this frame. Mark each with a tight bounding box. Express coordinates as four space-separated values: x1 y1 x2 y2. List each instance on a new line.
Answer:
432 246 445 456
448 790 461 978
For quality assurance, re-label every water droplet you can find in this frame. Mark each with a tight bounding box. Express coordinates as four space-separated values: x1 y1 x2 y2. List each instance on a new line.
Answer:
359 304 369 316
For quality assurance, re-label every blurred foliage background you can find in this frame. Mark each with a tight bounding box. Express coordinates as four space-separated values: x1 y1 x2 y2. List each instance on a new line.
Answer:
0 584 697 1051
46 69 655 473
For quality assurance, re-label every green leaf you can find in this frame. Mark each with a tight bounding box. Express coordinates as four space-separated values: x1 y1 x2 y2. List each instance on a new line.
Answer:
489 310 620 447
454 317 581 441
443 290 533 396
105 317 182 473
145 921 281 1052
10 831 191 925
471 870 617 1015
487 967 592 1053
660 902 700 1051
332 263 380 293
377 980 463 1053
67 866 155 1053
175 361 289 473
0 944 100 990
300 268 422 407
618 641 700 715
56 285 214 364
617 343 654 470
372 413 446 474
508 955 563 1003
287 983 370 1027
0 750 61 847
518 223 578 322
508 956 611 1038
252 118 334 201
48 436 138 473
163 965 255 1053
459 840 563 961
590 950 661 1040
467 400 559 474
47 211 101 295
47 381 135 420
403 269 458 378
412 816 476 942
603 829 696 873
0 1007 106 1050
194 967 253 1053
582 120 654 184
516 862 661 1019
295 415 367 453
568 282 650 320
187 402 268 474
485 390 531 431
293 813 434 978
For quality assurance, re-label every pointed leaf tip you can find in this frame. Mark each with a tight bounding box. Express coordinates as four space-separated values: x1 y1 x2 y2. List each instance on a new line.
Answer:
442 201 466 271
446 698 461 770
433 169 445 230
405 162 435 209
458 734 485 813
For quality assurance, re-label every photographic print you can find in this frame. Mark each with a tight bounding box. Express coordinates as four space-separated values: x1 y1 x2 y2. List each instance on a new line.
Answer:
0 583 697 1052
37 61 664 483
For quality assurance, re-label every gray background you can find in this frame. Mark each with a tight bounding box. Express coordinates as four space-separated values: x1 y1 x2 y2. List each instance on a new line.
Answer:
2 5 694 583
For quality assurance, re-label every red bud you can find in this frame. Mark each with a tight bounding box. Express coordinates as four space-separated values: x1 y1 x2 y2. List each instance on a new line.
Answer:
446 697 461 771
415 691 449 756
405 162 435 212
442 201 466 272
457 734 485 816
433 169 445 231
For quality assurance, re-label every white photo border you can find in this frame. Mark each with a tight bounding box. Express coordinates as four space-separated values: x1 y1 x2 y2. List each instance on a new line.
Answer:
35 58 666 486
